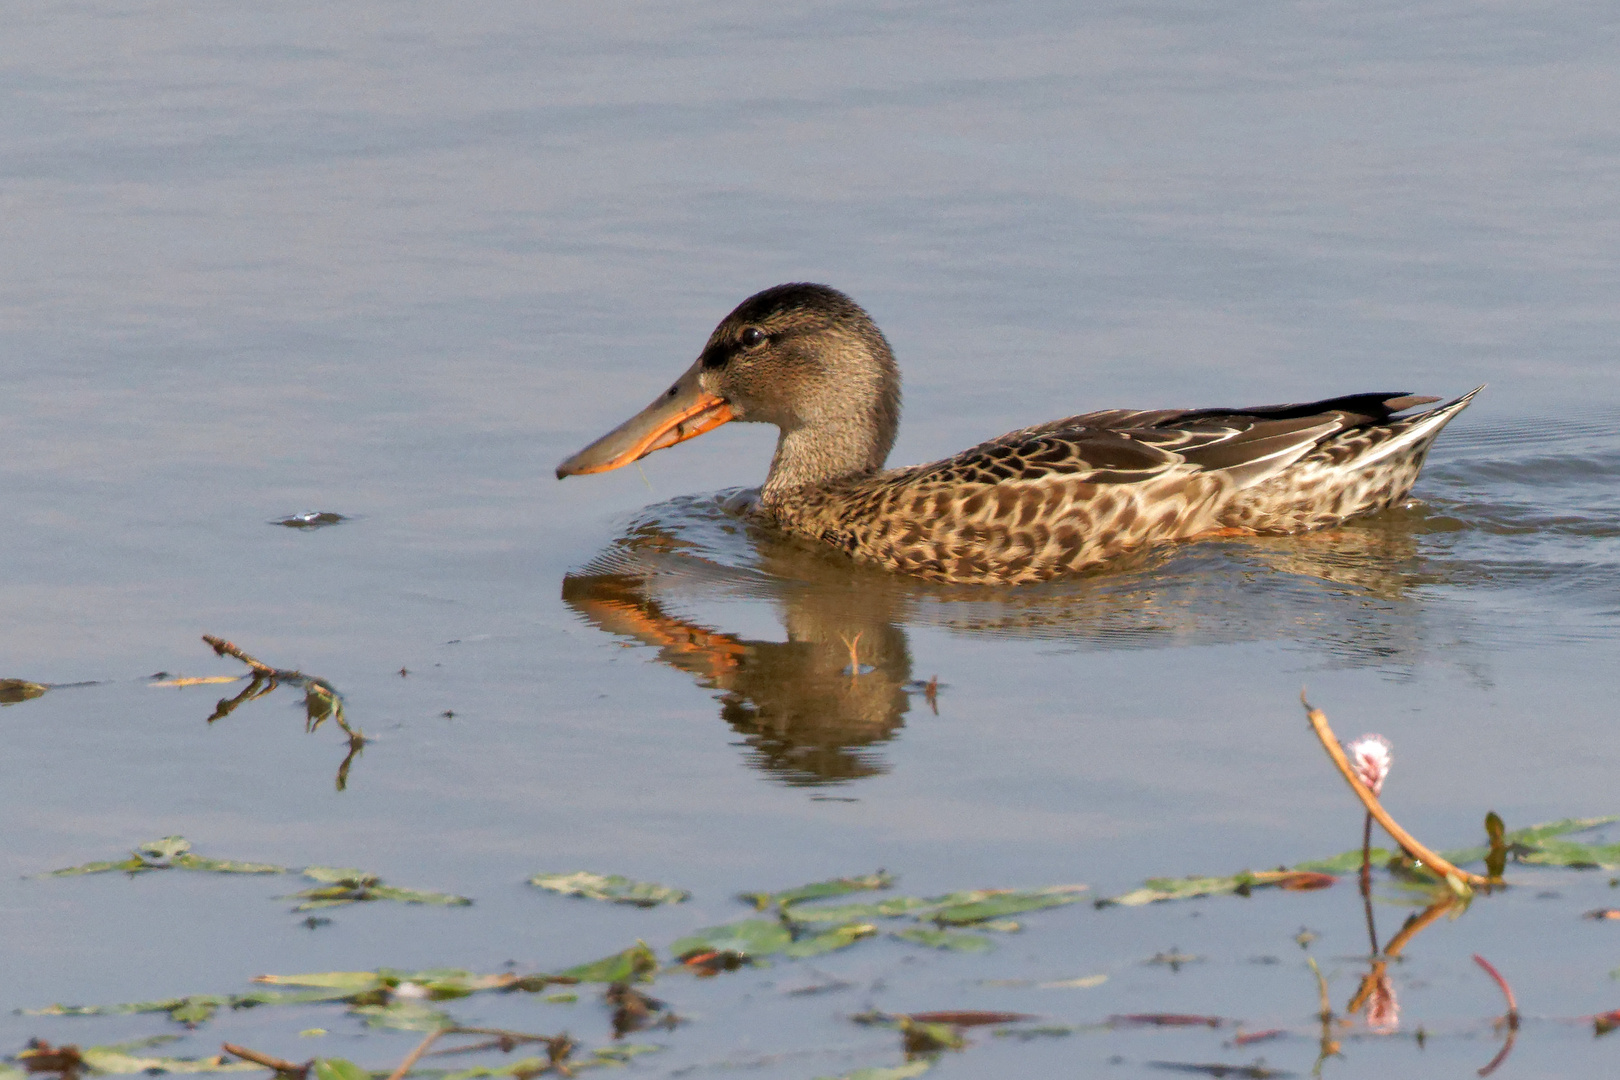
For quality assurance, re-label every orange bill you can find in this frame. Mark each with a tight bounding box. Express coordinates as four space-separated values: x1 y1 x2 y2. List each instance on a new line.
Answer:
556 359 735 478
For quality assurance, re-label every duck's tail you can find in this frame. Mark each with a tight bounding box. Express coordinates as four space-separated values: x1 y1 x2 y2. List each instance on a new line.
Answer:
1353 385 1485 470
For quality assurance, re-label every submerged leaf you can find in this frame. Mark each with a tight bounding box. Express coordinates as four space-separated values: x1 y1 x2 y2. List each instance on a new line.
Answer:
555 942 658 983
743 871 895 910
352 1000 454 1031
530 871 690 907
892 928 993 952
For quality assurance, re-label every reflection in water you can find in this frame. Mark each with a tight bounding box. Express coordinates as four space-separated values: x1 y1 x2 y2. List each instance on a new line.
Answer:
563 489 1483 786
563 571 914 784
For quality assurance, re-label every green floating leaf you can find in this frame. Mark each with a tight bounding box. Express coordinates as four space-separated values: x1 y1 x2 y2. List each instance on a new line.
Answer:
41 837 287 877
24 994 229 1026
893 928 994 952
743 871 895 910
285 868 471 910
173 854 286 874
439 1059 550 1080
44 857 151 877
784 923 879 958
79 1048 258 1074
1516 839 1620 870
779 896 937 923
530 870 690 907
930 885 1088 925
140 836 193 860
1098 875 1252 908
0 678 49 705
555 941 659 983
1293 849 1396 874
439 1045 659 1080
303 866 375 884
815 1064 932 1080
253 971 386 991
669 920 793 961
314 1059 374 1080
1443 816 1620 867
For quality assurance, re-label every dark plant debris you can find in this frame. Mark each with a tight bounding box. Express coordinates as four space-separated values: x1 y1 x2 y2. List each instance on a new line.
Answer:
0 679 48 705
272 513 347 529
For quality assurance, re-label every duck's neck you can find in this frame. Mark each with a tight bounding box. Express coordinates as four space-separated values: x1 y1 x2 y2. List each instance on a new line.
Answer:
759 365 900 506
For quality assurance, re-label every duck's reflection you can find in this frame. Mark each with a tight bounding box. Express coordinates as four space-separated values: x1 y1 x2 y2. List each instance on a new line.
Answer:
563 492 1468 786
563 572 914 784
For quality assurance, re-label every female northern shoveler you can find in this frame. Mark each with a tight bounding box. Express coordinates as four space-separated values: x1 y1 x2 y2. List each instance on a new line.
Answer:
557 283 1480 585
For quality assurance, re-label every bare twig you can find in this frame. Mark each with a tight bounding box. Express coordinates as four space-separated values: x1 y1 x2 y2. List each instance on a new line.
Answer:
203 635 282 677
1301 693 1487 890
221 1043 309 1079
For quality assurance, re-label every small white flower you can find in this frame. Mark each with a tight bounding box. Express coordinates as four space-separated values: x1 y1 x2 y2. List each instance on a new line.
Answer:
1346 734 1393 795
392 982 431 1000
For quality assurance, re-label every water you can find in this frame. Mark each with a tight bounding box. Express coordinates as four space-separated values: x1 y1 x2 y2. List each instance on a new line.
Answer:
5 4 1620 1077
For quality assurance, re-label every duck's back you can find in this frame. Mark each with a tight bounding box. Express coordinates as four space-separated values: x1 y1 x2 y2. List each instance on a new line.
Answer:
764 389 1480 585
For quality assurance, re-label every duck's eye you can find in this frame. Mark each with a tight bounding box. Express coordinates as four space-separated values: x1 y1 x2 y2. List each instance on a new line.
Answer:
739 327 767 349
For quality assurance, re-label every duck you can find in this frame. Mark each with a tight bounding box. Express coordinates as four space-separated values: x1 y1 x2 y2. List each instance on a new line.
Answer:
557 283 1480 585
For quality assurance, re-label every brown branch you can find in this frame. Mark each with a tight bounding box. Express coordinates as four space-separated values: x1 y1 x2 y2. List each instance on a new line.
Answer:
385 1028 447 1080
1301 694 1488 890
203 635 281 677
221 1043 309 1079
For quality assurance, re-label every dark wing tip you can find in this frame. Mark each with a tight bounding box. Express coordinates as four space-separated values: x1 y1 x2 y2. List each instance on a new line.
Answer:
1381 393 1442 414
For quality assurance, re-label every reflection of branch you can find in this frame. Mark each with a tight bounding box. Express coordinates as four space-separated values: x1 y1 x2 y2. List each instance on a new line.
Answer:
1306 956 1341 1076
1474 951 1519 1079
1302 694 1488 890
1384 895 1465 958
207 673 276 724
202 635 366 791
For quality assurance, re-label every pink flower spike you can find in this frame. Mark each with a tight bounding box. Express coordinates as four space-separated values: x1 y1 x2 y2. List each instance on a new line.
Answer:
1366 971 1400 1033
1346 734 1393 795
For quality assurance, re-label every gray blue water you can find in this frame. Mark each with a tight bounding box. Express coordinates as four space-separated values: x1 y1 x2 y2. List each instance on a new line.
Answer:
5 4 1620 1077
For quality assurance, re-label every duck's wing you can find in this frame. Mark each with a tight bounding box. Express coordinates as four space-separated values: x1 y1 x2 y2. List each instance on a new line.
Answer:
930 391 1456 490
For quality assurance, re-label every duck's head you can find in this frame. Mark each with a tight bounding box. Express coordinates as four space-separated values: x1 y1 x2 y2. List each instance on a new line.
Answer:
556 283 901 499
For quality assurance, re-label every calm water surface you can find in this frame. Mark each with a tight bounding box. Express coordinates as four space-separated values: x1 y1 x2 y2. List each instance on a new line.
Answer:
5 4 1620 1078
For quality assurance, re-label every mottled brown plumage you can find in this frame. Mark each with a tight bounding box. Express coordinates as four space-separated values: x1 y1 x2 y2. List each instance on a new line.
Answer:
557 283 1481 585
